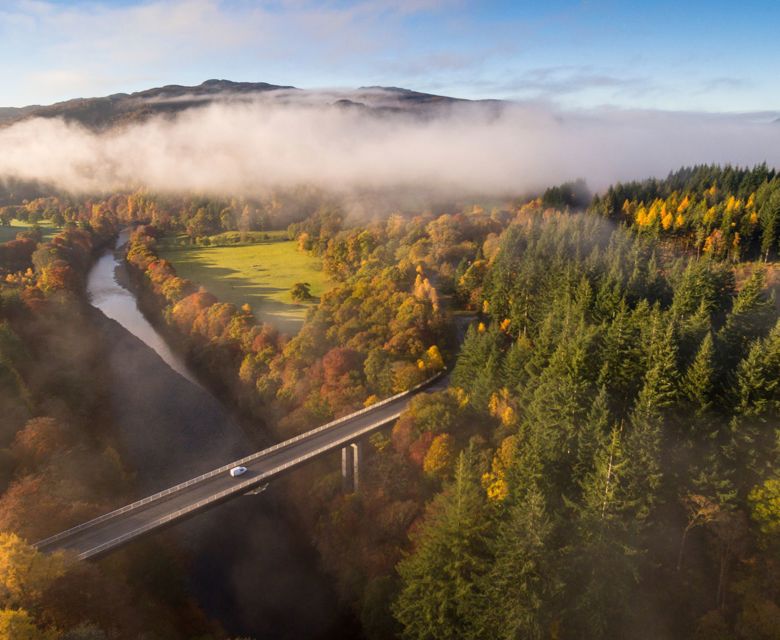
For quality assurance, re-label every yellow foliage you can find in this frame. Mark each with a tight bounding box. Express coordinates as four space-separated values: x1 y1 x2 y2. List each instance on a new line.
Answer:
0 609 50 640
499 318 511 333
661 211 673 231
635 205 648 227
423 434 455 477
675 213 685 228
477 322 486 333
364 394 379 407
645 201 660 226
488 388 518 427
677 195 691 213
749 212 759 225
425 345 445 371
703 206 717 225
482 299 490 314
453 387 469 408
0 533 69 609
748 477 780 537
482 435 518 502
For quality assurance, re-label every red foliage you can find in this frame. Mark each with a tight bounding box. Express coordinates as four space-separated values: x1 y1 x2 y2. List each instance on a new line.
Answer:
407 431 435 468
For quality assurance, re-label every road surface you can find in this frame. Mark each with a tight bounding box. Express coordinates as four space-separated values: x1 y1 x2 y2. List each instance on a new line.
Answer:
35 373 447 559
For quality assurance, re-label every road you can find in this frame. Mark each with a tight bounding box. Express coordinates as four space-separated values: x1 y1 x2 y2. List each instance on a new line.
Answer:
35 373 448 559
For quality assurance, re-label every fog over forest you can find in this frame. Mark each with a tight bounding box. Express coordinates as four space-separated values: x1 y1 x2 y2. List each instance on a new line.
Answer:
1 90 779 198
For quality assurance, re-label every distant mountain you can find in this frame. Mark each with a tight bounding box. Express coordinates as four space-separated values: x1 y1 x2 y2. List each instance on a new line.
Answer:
0 106 37 123
0 80 295 129
0 80 494 130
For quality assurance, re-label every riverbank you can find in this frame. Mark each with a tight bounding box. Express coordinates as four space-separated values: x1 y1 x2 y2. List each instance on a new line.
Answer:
87 239 359 638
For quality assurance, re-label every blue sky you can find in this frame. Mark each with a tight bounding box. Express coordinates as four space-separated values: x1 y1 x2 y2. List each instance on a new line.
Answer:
0 0 778 111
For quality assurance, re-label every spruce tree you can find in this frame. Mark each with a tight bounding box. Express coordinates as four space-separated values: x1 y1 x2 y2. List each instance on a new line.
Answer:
718 269 775 372
567 424 638 638
574 385 611 486
682 331 716 417
477 483 557 640
393 449 492 640
623 322 678 522
727 320 780 483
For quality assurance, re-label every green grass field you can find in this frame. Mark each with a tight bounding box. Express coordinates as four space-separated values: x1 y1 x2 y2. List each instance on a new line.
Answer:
160 236 327 334
0 219 58 243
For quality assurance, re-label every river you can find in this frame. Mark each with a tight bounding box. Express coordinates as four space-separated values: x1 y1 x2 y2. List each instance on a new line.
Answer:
86 233 356 639
87 229 196 384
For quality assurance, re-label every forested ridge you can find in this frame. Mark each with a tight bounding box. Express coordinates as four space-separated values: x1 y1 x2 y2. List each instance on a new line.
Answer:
0 165 776 638
0 219 221 637
591 164 780 261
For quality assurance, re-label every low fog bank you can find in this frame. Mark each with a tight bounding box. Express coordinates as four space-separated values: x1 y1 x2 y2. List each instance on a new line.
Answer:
1 93 779 200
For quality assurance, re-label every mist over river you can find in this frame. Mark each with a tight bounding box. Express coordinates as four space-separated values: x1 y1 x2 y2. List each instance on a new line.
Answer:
85 233 357 639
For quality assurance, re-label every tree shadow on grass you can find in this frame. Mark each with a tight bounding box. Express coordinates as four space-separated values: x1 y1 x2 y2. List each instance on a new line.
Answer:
164 254 316 335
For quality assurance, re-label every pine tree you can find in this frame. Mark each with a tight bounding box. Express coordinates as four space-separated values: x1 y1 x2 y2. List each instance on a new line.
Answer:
393 450 492 640
452 324 503 410
574 385 611 486
502 334 533 391
758 188 780 260
597 299 643 414
727 320 780 483
522 326 596 501
682 331 716 417
718 269 775 373
567 424 639 638
623 321 678 522
477 483 557 640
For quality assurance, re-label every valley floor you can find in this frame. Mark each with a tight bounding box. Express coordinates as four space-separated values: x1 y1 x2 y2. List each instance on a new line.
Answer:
160 234 327 334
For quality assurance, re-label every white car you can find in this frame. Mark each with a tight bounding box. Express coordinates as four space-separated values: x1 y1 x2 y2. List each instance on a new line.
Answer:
229 466 248 477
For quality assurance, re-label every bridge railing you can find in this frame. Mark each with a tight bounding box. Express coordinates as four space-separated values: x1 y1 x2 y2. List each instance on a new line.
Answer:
78 379 445 559
35 370 445 552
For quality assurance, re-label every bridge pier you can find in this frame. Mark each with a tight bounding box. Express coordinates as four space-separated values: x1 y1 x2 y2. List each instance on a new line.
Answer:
341 445 354 491
341 442 363 493
351 442 362 493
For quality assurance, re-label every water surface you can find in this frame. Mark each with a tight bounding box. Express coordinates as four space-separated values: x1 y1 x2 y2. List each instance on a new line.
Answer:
87 230 196 384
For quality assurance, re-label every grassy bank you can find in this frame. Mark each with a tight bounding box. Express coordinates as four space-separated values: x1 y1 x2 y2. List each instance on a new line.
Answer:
0 219 58 243
160 235 327 334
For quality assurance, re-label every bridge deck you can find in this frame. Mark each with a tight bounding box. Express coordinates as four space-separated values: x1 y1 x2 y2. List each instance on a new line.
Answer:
35 374 447 559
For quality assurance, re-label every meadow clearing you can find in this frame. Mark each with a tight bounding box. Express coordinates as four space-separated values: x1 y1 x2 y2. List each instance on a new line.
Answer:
0 219 57 243
159 234 327 334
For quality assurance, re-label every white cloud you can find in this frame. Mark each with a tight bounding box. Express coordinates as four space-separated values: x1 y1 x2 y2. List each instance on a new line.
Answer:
0 95 777 201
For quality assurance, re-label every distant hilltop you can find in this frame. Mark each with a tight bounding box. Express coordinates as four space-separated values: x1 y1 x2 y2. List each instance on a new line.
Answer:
0 79 495 130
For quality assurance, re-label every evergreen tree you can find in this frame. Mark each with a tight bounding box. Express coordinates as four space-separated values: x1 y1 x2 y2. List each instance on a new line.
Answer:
597 299 643 414
758 187 780 260
452 324 503 410
718 269 775 373
522 325 596 501
477 483 557 640
574 385 611 486
502 334 533 391
393 450 492 640
727 320 780 482
682 331 716 417
567 425 639 638
623 322 678 522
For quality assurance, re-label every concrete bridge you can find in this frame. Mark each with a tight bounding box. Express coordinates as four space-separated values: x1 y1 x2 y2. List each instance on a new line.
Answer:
35 373 447 560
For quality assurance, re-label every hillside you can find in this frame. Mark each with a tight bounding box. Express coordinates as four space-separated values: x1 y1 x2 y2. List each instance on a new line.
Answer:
0 79 482 130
